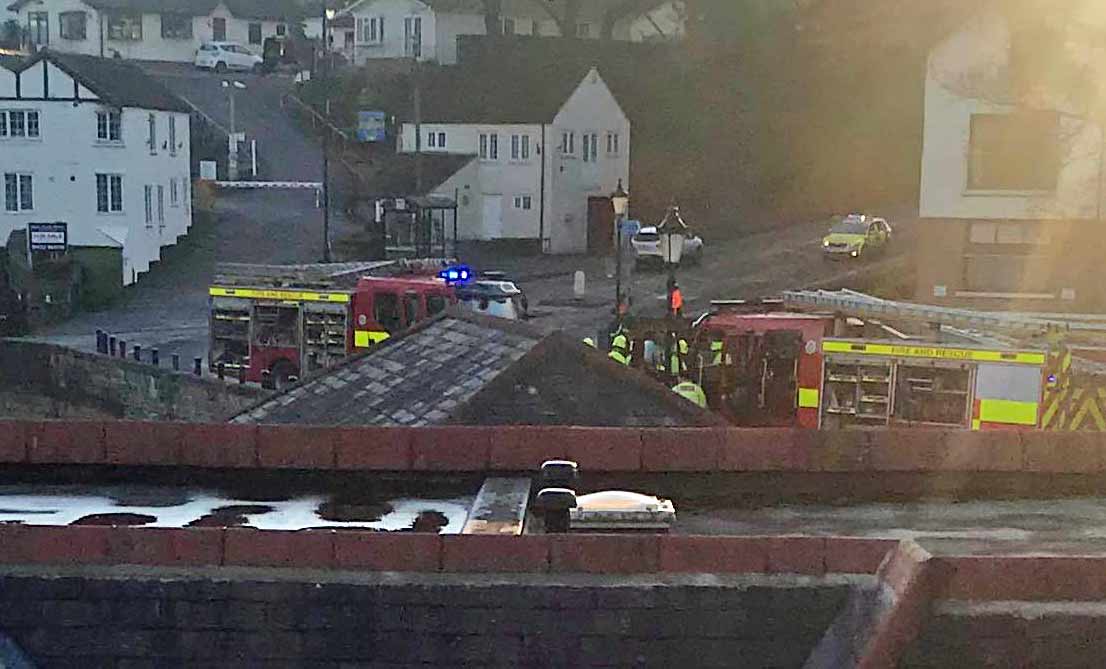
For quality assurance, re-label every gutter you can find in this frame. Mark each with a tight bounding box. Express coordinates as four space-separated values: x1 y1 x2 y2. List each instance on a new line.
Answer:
539 123 546 253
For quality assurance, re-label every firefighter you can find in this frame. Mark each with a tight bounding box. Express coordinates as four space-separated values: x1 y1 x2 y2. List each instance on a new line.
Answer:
672 379 708 408
609 332 631 366
709 334 724 367
583 337 596 348
667 332 688 378
668 278 684 317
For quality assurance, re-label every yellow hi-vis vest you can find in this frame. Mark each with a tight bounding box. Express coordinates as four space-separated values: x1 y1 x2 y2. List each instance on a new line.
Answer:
669 339 688 375
710 340 723 366
609 334 630 365
672 381 708 408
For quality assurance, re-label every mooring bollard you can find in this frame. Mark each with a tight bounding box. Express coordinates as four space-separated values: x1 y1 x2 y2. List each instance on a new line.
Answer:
172 353 180 371
151 348 159 367
193 357 202 376
109 337 117 357
133 345 141 362
96 330 105 353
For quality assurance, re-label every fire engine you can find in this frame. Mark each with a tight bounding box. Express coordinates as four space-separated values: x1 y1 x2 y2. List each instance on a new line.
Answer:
631 290 1106 431
208 261 518 388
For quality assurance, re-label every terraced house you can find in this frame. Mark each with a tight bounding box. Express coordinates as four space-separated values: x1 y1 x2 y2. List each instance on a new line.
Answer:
0 50 191 300
6 0 305 62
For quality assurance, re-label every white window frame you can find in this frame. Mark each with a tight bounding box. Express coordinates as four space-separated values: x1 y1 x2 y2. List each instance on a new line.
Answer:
513 195 532 210
501 17 515 35
358 16 384 44
427 131 436 148
0 110 40 140
511 134 520 160
607 131 620 155
96 110 122 143
169 115 176 155
144 185 153 226
480 132 498 161
148 113 157 154
576 22 591 38
561 131 575 156
437 131 445 148
157 184 165 227
170 177 179 207
3 172 33 212
96 173 124 214
582 132 599 162
403 16 422 58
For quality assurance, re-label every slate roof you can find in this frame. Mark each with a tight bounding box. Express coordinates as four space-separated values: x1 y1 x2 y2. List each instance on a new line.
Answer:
405 62 598 124
355 153 476 198
232 310 724 427
17 51 190 113
16 0 310 20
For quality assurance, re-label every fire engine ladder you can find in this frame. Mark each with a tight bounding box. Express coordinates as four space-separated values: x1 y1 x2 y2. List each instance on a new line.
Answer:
780 289 1106 344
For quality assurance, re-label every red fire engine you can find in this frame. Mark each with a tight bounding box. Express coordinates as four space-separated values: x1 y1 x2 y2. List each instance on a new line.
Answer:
209 265 456 388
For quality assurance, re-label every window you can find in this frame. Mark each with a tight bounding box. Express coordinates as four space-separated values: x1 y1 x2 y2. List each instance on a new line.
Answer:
561 131 575 155
404 293 419 325
427 294 447 316
513 195 532 210
4 173 33 212
170 178 179 207
248 22 262 44
169 115 176 155
404 16 421 57
576 23 591 38
161 13 192 39
147 113 156 154
60 11 87 40
427 131 436 147
968 113 1059 191
510 134 530 161
373 292 402 332
0 110 39 139
97 110 122 142
276 23 286 37
212 17 226 41
144 185 153 226
437 131 445 148
27 12 48 45
96 174 123 213
107 11 143 41
583 133 599 162
607 132 620 155
358 16 384 43
479 133 498 160
157 185 165 226
501 17 515 35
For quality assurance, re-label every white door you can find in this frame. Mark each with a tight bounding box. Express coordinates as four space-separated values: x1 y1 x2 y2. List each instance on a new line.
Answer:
482 195 502 240
404 17 422 57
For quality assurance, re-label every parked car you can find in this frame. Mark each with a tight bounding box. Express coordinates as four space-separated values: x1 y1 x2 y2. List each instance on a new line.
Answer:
821 214 892 259
631 226 704 268
194 42 263 73
456 280 529 320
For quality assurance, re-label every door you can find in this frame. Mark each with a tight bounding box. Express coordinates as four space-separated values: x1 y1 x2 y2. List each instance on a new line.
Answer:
482 195 503 240
404 16 422 58
587 196 614 255
212 17 226 41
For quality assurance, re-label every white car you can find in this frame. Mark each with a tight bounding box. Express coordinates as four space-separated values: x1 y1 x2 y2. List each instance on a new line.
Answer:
631 226 704 267
194 42 262 72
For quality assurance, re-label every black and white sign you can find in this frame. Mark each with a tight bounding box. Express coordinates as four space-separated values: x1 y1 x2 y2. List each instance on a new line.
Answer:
28 222 68 252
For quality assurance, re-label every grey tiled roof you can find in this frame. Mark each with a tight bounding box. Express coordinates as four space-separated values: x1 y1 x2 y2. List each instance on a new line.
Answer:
234 314 541 427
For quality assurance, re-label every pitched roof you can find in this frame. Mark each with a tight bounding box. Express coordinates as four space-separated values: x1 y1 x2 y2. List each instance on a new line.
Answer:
408 63 597 124
72 0 306 20
232 310 723 427
353 152 476 198
18 51 190 113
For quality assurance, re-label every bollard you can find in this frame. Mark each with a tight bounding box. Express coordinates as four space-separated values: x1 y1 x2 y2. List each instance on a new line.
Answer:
217 362 225 380
151 348 159 367
133 345 141 362
118 340 126 359
172 353 180 371
193 357 202 376
109 337 117 357
573 270 586 299
238 365 246 384
96 330 105 354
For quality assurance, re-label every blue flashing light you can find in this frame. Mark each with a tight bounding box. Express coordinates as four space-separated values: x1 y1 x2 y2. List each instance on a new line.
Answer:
439 264 473 286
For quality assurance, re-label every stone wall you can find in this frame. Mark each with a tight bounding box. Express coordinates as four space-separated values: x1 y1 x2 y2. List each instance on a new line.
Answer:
0 566 856 668
0 341 263 422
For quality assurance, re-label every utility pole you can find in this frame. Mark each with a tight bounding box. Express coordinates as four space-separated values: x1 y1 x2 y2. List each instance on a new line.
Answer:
321 2 332 262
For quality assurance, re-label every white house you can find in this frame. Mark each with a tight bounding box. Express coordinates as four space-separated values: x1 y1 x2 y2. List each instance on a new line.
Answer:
5 0 305 62
336 0 684 66
915 6 1106 310
1 50 191 290
389 65 629 254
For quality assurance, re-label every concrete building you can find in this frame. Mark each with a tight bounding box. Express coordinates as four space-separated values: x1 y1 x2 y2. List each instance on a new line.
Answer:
335 0 684 66
0 50 191 292
916 6 1106 311
384 64 629 254
5 0 304 62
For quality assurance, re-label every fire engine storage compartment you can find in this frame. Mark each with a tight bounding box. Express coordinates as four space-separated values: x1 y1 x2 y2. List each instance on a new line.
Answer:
819 339 1046 430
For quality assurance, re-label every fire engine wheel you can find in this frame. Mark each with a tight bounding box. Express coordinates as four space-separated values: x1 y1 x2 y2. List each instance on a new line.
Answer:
270 361 295 391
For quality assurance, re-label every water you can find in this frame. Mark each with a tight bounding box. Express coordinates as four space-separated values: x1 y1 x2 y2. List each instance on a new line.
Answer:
0 485 473 533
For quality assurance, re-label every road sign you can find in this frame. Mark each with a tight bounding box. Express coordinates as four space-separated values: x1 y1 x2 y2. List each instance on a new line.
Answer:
356 111 386 142
28 222 67 252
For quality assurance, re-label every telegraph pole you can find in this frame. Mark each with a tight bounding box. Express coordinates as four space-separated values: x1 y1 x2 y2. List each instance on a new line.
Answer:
321 3 332 262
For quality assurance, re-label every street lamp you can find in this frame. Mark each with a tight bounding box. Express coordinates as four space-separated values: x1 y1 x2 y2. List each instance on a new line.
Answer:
657 201 687 315
611 179 629 324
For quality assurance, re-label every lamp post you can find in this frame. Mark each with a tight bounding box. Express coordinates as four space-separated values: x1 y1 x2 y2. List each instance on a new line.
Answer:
611 179 629 325
320 6 335 262
658 201 687 316
221 80 246 179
